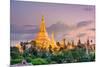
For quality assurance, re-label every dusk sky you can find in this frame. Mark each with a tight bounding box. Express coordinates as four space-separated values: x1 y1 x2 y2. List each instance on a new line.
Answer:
10 0 95 46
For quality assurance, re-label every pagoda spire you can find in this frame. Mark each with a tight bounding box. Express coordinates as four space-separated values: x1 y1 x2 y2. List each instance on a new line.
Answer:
51 32 56 44
35 16 51 50
34 16 59 51
39 16 46 32
51 32 58 48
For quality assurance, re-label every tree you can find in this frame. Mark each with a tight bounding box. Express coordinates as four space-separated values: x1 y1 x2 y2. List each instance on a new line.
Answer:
31 58 48 65
10 46 23 65
10 46 23 59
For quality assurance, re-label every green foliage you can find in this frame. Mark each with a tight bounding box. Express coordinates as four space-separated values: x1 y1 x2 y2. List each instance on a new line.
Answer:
89 52 95 61
11 59 22 65
10 47 23 65
10 47 23 59
10 46 95 65
90 53 95 61
25 57 32 63
31 58 48 65
70 48 87 62
63 50 74 63
23 49 29 58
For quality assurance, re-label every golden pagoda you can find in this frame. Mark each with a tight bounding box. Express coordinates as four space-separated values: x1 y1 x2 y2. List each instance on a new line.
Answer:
51 32 58 49
35 16 51 50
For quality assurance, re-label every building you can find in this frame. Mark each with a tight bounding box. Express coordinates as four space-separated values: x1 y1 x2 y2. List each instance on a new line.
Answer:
34 16 58 51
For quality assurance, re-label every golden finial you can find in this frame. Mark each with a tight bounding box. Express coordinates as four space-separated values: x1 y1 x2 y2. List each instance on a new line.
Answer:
42 16 44 21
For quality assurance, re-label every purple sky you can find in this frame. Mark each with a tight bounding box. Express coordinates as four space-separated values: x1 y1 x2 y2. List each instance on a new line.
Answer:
10 0 95 46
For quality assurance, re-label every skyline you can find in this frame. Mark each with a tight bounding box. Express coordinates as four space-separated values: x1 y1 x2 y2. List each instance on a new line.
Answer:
10 1 95 46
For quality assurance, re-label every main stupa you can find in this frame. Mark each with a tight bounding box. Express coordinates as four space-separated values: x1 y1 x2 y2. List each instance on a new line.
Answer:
35 16 57 51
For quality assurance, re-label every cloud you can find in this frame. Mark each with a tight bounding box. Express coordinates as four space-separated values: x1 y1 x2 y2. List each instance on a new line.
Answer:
87 28 95 31
76 20 93 28
76 33 86 38
47 22 71 34
23 24 38 28
11 22 71 34
11 21 95 42
10 33 36 40
10 24 39 34
11 22 73 41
